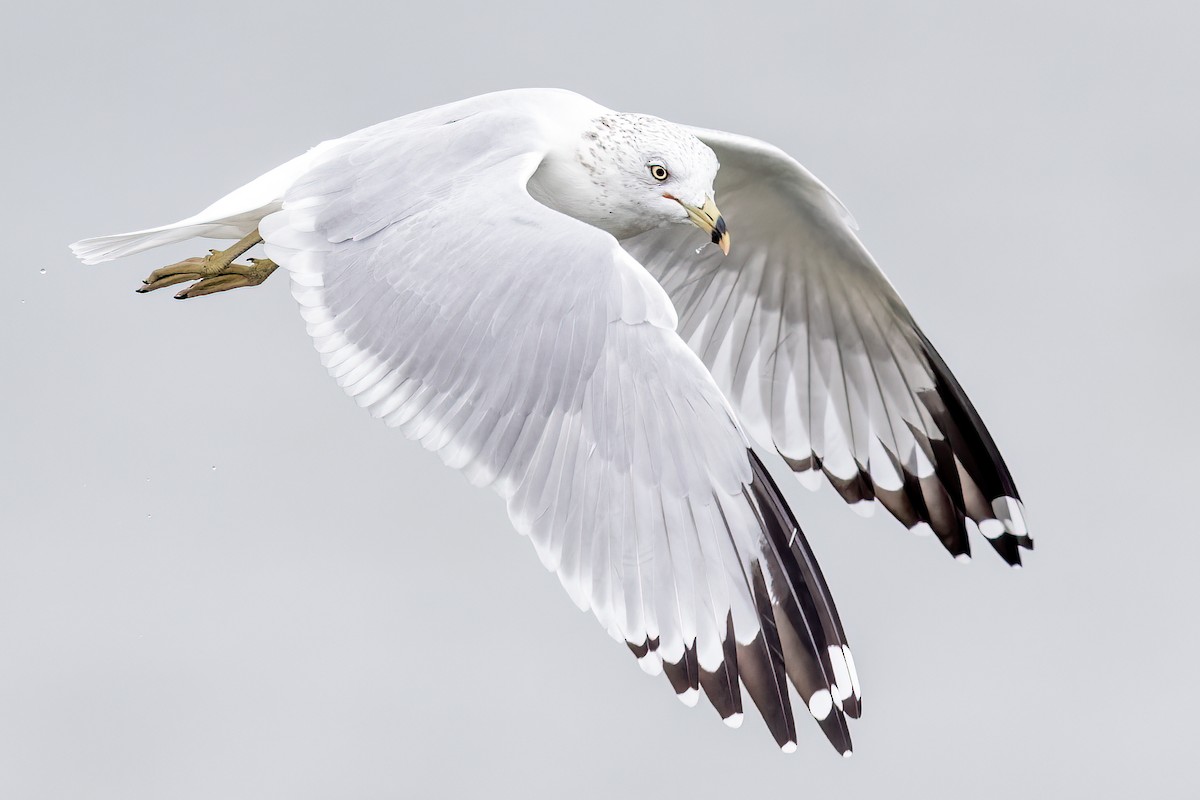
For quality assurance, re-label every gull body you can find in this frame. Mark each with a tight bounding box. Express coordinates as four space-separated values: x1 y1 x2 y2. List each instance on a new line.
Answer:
73 90 725 262
71 88 1031 755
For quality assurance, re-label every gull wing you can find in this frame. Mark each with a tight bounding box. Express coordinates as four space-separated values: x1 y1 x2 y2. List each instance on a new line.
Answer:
259 103 860 752
622 127 1031 565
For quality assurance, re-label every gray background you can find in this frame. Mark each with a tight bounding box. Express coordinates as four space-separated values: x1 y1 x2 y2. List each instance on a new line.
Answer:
3 1 1197 797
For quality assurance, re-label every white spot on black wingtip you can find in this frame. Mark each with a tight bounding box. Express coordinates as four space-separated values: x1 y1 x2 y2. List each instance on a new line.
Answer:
909 522 933 538
955 553 971 563
637 652 663 676
1010 562 1023 570
849 499 875 518
781 741 798 754
842 749 853 759
843 646 861 698
676 688 699 707
828 645 853 701
795 468 823 491
723 712 743 729
807 689 833 721
991 496 1029 536
979 518 1006 539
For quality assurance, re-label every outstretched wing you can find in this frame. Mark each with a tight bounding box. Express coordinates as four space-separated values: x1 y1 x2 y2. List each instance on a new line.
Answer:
259 100 860 753
622 127 1031 565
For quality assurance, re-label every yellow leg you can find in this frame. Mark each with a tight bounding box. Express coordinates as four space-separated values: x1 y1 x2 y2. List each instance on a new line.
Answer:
136 229 279 299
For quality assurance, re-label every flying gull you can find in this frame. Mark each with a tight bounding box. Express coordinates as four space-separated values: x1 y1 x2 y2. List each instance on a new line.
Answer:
71 88 1032 755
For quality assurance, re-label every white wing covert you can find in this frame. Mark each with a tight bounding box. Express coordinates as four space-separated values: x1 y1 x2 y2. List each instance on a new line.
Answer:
258 103 861 752
622 128 1032 565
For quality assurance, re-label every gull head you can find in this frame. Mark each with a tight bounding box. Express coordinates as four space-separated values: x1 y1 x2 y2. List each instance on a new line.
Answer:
530 112 730 252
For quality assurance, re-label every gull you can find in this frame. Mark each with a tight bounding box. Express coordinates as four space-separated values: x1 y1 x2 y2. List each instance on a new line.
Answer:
70 88 1032 755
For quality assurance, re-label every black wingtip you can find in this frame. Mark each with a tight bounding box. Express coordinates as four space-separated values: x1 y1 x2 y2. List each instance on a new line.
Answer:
663 643 700 702
699 614 743 723
745 450 862 755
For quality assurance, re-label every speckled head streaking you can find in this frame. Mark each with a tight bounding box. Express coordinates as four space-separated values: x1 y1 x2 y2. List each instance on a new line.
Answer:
528 112 724 242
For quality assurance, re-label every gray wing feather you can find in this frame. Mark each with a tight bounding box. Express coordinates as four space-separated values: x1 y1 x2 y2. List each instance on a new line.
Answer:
258 103 859 751
622 126 1031 564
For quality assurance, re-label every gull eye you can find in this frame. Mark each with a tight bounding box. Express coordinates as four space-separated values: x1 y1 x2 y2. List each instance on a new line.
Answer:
648 164 669 182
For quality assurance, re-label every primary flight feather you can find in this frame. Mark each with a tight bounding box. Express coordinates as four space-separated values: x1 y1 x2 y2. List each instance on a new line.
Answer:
71 88 1031 755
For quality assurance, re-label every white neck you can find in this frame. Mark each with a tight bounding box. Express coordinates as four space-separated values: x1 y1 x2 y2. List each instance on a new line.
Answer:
526 115 666 240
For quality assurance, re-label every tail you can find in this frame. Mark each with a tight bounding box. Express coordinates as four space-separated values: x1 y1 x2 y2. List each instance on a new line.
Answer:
70 143 335 265
69 223 226 265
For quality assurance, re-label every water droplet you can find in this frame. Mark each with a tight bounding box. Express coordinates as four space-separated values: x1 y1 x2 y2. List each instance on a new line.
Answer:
20 300 25 304
210 465 217 471
39 268 46 275
146 513 152 519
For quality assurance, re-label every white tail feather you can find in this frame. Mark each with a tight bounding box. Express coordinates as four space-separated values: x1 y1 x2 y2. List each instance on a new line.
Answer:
69 224 220 265
69 141 333 265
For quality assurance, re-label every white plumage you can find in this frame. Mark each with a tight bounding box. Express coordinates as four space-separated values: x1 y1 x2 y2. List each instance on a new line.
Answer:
70 88 1031 755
